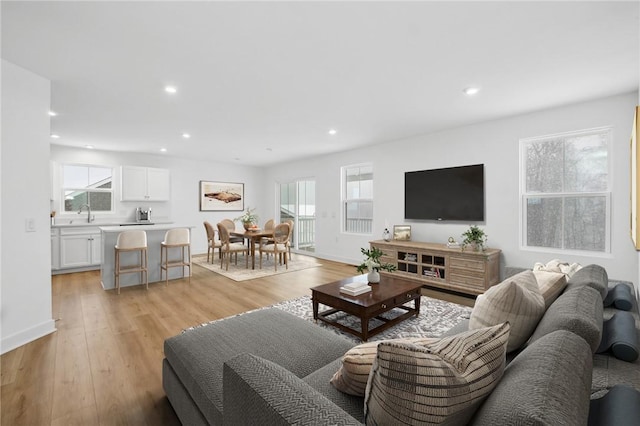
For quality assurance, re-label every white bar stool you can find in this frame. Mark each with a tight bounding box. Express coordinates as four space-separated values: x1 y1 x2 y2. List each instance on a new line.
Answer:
160 228 192 285
114 230 148 295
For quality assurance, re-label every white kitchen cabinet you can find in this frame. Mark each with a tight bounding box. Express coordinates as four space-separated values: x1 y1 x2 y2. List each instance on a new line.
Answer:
121 166 170 201
59 227 102 268
51 227 60 270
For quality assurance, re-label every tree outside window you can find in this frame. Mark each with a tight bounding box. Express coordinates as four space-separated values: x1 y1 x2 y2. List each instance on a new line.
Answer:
521 128 611 252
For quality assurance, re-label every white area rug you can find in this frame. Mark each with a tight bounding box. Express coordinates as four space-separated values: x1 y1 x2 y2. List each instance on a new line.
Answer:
192 253 322 281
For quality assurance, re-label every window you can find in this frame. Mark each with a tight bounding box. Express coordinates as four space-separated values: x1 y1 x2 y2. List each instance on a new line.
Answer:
342 164 373 234
520 127 611 253
61 164 114 213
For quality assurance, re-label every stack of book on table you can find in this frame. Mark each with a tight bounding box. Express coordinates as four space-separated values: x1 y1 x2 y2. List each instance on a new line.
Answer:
340 281 372 296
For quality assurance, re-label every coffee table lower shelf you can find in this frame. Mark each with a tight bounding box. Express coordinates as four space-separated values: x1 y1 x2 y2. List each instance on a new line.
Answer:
314 304 420 341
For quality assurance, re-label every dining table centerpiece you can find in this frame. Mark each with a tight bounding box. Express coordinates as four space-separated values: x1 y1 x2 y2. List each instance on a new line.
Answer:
234 207 260 230
356 247 397 283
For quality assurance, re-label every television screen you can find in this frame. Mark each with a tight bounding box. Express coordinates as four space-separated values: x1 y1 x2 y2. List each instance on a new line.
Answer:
404 164 484 221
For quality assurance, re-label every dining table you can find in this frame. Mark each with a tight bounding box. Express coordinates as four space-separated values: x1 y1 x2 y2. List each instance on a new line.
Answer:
231 229 274 269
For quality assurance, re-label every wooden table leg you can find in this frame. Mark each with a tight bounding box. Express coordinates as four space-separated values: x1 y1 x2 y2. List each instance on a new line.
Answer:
312 295 319 322
361 316 369 341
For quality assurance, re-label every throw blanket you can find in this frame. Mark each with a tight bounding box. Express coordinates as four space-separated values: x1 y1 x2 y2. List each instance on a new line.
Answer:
533 259 582 278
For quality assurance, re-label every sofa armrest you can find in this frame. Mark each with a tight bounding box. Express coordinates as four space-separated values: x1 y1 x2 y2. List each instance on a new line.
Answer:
223 353 361 426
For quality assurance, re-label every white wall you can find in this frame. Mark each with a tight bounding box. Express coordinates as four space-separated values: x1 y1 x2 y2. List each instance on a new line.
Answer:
50 146 266 255
264 92 639 285
1 61 56 354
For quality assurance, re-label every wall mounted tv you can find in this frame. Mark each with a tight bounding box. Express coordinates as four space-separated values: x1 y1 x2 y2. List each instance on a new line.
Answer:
404 164 485 221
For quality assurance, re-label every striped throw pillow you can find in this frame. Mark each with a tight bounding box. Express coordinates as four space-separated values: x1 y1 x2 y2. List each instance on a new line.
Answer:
469 270 545 352
364 322 510 426
330 337 435 396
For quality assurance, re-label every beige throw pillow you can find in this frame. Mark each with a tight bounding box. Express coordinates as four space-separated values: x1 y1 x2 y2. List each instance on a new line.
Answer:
469 270 545 352
533 270 567 309
330 336 434 396
364 323 510 426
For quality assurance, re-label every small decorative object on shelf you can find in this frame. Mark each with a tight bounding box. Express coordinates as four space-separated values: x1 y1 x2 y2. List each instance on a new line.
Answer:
356 247 397 284
234 207 259 230
446 236 460 248
461 225 487 252
382 228 391 241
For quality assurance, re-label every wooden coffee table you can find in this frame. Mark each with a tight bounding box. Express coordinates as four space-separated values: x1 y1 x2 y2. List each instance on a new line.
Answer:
311 274 422 341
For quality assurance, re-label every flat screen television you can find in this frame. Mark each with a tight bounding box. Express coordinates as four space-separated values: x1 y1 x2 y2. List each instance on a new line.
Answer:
404 164 484 221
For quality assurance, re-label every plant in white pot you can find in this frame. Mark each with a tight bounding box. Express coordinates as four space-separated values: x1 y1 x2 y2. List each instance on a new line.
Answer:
461 225 487 252
234 207 259 230
356 247 396 283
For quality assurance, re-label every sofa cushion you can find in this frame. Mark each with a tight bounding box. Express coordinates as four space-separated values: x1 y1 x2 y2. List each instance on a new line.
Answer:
163 308 355 425
303 358 365 423
564 264 608 300
364 322 510 426
527 285 603 353
469 270 545 352
532 270 567 309
470 330 592 426
330 336 433 396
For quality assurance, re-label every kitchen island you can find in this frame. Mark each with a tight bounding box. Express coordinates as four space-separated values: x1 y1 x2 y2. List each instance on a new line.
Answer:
100 223 195 291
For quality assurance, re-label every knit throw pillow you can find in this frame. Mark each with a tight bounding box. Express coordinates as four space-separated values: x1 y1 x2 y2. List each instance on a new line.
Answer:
364 322 510 426
533 270 567 309
469 270 545 352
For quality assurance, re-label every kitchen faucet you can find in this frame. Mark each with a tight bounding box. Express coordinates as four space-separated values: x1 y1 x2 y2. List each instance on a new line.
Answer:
78 204 94 223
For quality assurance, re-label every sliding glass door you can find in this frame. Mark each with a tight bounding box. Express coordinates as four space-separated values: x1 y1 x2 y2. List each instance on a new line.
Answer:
279 180 315 253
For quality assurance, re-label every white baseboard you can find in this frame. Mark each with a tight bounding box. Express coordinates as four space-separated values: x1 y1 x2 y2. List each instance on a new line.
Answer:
1 319 57 355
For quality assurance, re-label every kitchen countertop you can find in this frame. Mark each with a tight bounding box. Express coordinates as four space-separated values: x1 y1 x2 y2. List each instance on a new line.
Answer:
99 223 190 233
52 220 173 228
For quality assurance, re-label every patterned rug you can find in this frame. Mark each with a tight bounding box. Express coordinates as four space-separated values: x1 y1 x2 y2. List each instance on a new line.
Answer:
192 253 322 281
272 295 472 342
185 294 472 343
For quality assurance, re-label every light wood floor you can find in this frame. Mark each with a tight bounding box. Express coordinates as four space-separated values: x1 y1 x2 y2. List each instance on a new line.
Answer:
0 257 473 425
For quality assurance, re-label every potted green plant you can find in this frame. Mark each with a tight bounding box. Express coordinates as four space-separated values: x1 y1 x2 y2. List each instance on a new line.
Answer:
234 207 259 230
356 247 397 283
461 225 487 251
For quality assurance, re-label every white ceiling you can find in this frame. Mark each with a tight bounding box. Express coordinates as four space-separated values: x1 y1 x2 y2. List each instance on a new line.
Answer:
2 1 639 167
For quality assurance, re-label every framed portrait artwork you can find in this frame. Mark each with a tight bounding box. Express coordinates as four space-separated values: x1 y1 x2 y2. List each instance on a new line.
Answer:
199 181 244 211
393 225 411 241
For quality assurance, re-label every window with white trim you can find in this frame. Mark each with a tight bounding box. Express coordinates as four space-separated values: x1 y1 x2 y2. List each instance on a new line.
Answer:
61 164 114 213
342 164 373 234
520 127 611 253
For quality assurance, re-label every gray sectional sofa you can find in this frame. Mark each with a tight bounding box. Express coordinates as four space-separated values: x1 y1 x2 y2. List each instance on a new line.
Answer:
163 265 640 425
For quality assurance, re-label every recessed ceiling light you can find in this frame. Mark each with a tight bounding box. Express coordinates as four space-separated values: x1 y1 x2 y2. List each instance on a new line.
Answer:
164 86 177 94
463 87 480 96
328 129 337 135
182 133 191 139
160 148 167 152
50 134 60 139
85 145 94 149
48 111 57 116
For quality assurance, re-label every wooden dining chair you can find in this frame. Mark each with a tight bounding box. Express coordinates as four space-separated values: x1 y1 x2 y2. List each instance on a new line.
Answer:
216 222 248 270
259 222 290 271
221 218 244 243
203 221 222 262
284 219 294 260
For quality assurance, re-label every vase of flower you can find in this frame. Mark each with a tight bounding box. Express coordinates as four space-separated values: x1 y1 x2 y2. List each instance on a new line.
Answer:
356 247 396 284
367 270 381 283
235 207 259 231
